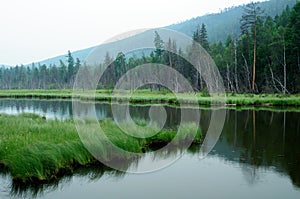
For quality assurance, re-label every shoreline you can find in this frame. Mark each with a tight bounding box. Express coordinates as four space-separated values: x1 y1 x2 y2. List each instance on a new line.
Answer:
1 89 300 107
0 90 300 107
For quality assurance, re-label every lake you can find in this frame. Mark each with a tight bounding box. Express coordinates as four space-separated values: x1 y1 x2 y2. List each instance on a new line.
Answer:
0 99 300 199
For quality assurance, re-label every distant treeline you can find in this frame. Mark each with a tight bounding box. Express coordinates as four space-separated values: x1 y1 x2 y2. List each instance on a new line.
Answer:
0 52 81 89
1 2 299 93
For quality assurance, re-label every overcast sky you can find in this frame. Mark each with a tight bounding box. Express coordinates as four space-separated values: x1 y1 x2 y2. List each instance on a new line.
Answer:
0 0 266 66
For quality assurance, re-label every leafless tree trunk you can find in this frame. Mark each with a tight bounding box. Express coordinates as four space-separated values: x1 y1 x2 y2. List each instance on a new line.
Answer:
283 36 287 94
270 67 289 94
270 67 281 93
252 23 257 93
175 73 179 92
226 64 234 92
234 40 239 93
242 53 251 92
226 64 230 91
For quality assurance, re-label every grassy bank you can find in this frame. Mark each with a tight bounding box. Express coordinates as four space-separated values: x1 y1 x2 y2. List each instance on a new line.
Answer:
1 89 300 106
0 114 201 182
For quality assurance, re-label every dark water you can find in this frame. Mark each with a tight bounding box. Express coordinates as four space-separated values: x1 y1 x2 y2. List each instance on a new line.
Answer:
0 99 300 199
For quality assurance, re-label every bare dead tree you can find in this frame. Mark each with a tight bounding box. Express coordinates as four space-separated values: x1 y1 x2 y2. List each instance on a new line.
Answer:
269 67 281 93
242 53 252 92
234 39 239 93
226 63 234 92
283 36 287 94
269 66 289 94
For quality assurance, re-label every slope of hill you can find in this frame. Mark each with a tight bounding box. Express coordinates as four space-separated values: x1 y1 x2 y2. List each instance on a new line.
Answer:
2 0 297 67
33 47 95 67
167 0 297 43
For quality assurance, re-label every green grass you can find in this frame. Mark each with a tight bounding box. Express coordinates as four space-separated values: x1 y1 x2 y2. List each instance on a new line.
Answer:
0 113 201 182
1 89 300 106
225 93 300 106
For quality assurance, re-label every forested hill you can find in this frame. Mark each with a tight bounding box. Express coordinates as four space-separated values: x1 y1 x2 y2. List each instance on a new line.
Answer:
168 0 297 43
1 0 296 68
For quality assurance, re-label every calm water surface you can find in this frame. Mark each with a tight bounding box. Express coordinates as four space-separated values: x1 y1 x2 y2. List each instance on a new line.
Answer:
0 99 299 199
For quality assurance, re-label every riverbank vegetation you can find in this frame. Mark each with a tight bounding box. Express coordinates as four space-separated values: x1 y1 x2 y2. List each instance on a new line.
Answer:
1 89 300 107
0 114 201 182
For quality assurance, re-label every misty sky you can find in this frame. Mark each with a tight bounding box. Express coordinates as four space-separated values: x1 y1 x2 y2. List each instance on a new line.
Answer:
0 0 266 66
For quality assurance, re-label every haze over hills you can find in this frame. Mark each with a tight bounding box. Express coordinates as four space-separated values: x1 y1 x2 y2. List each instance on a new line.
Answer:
1 0 297 68
168 0 297 43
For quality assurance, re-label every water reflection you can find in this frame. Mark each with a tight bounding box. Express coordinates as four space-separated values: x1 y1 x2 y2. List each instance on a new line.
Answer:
9 165 125 199
0 99 300 198
0 146 201 199
214 109 300 188
0 99 72 120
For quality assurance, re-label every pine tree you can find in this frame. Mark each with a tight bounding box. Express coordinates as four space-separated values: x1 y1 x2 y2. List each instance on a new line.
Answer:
240 2 264 93
193 26 200 43
199 23 210 51
67 50 75 82
154 31 164 62
115 52 126 79
74 58 81 77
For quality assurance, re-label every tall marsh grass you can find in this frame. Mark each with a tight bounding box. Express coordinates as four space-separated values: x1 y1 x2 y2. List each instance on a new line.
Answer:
0 114 201 182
